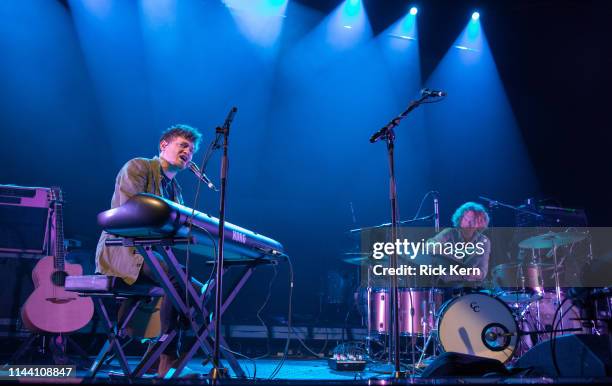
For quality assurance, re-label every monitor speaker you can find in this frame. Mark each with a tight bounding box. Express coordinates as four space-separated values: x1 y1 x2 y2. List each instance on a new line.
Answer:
515 334 612 377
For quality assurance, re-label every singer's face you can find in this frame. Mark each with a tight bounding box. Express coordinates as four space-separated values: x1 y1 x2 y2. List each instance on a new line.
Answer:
160 136 194 169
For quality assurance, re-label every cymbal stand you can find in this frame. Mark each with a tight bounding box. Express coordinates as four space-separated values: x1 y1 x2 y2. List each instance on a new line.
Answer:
409 200 440 369
551 240 565 331
415 207 442 369
365 266 373 358
415 278 441 369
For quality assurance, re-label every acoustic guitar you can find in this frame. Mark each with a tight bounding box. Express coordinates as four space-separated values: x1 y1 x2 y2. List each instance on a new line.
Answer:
21 187 94 333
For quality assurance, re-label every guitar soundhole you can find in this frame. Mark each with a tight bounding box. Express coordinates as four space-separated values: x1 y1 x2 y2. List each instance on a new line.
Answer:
51 271 68 286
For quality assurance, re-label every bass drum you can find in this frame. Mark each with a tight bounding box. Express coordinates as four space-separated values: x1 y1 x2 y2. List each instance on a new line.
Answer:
437 293 518 363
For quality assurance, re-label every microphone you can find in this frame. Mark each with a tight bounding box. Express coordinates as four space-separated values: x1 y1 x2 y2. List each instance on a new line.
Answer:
223 106 238 129
478 195 500 208
421 88 447 97
433 193 440 233
484 331 498 342
188 161 217 191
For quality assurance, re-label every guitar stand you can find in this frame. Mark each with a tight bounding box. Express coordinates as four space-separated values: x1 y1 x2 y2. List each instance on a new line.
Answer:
106 236 276 380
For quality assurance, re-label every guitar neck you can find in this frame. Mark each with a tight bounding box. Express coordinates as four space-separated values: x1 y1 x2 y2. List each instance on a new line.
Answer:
52 187 65 272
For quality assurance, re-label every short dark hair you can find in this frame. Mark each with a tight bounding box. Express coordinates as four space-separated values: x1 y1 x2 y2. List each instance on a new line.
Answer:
159 124 202 152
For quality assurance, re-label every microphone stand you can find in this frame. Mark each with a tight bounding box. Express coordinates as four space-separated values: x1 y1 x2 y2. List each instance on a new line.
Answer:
197 129 223 185
347 214 435 234
369 94 432 378
478 196 543 219
210 106 237 381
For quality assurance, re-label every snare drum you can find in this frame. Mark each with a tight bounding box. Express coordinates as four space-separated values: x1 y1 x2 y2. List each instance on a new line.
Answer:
437 293 518 363
368 288 443 336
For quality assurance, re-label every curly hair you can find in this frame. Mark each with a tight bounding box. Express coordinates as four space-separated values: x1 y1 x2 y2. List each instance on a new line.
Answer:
451 201 490 228
159 124 202 152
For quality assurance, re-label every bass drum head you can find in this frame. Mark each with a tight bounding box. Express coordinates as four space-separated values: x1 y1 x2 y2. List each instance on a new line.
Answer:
438 293 518 363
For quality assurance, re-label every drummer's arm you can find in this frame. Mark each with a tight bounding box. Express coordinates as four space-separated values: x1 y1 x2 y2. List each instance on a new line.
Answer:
427 228 453 244
462 237 491 281
426 229 456 282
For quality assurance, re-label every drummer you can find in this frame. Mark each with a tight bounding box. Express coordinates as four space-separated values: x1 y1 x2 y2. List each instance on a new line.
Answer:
428 202 491 286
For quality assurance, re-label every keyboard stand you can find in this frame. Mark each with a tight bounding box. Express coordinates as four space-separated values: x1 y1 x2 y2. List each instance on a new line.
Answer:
105 237 277 379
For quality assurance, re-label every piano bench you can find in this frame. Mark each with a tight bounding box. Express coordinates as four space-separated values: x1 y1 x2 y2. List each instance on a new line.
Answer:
65 275 164 379
65 275 165 298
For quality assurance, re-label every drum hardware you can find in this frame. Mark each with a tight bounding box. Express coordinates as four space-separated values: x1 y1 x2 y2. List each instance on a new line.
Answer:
516 230 589 333
347 223 598 368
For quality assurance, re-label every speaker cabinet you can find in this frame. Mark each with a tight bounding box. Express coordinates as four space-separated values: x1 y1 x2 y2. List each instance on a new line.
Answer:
515 334 612 377
421 352 509 377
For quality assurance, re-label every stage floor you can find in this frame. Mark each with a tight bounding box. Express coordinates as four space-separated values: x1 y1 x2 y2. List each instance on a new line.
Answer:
53 357 612 384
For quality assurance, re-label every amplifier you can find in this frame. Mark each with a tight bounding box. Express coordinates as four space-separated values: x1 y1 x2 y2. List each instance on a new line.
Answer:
0 185 52 254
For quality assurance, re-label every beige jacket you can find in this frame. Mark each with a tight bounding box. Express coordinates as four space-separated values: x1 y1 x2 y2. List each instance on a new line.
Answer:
95 157 183 284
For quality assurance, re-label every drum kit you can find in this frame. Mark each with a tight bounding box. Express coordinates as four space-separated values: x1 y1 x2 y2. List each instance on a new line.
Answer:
343 229 608 367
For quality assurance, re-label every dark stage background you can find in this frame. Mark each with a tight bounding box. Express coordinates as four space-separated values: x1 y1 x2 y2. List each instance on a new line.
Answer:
1 0 611 326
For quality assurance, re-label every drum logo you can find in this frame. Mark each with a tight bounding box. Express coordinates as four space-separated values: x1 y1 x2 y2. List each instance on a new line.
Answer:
469 302 480 312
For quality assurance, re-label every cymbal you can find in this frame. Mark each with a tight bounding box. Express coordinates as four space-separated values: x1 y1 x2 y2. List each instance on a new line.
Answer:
342 253 404 265
410 253 467 267
343 252 369 256
492 262 556 270
342 252 371 265
342 252 468 267
518 231 586 249
343 256 369 265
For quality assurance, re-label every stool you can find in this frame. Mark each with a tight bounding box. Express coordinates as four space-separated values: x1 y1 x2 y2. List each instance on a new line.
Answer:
65 275 165 381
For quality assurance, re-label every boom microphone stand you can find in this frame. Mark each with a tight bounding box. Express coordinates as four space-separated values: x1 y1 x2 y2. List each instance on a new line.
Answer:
369 90 444 377
210 106 238 381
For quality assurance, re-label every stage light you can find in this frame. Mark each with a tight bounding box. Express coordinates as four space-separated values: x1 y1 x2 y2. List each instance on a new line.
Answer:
382 4 419 45
221 0 288 46
472 11 480 21
345 0 361 17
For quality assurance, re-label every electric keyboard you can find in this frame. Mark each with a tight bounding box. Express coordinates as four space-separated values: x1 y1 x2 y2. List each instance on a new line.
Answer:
98 193 285 260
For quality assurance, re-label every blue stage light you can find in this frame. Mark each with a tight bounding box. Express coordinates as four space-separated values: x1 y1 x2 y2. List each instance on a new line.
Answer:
221 0 288 46
409 7 418 16
345 0 361 17
472 11 480 21
322 0 370 49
